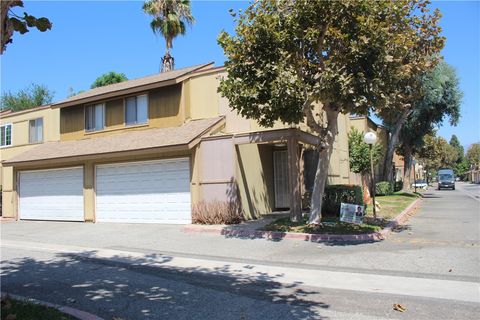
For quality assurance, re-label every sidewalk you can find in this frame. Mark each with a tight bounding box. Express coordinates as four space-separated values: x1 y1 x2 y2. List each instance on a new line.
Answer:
1 191 478 280
2 239 478 304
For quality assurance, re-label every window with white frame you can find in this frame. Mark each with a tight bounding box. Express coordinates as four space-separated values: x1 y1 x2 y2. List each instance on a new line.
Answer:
85 103 105 131
29 118 43 143
125 94 148 125
0 124 12 147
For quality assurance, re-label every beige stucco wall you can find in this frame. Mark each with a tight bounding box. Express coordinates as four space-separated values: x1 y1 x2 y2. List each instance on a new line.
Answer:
1 107 60 160
326 113 351 185
1 107 60 217
235 144 274 219
349 117 367 133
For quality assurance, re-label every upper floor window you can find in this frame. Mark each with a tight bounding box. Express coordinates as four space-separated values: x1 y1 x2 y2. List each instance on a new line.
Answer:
125 94 148 125
29 118 43 143
0 124 12 147
85 103 105 131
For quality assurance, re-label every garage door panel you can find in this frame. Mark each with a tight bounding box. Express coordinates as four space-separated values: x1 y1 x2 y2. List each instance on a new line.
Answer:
19 167 84 221
96 159 191 224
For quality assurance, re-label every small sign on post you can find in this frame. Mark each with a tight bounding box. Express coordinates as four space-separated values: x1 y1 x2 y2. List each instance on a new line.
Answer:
340 203 365 225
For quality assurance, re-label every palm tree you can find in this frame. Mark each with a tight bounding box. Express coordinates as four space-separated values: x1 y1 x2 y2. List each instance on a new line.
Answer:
143 0 195 72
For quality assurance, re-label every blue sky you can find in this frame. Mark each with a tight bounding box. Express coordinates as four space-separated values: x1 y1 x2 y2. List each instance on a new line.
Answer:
1 1 479 149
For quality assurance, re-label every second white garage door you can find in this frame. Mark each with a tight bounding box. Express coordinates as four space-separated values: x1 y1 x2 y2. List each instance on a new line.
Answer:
95 158 191 224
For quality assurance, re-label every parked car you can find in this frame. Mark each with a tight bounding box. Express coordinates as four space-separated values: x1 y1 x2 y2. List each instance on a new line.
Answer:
412 179 428 189
438 168 455 190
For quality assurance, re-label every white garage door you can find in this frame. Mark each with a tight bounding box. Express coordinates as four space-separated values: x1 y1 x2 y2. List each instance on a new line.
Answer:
95 158 191 224
19 167 84 221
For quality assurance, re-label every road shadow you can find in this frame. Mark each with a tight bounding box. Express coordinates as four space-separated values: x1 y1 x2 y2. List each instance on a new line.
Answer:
420 192 441 199
1 250 330 320
391 224 412 233
219 227 383 246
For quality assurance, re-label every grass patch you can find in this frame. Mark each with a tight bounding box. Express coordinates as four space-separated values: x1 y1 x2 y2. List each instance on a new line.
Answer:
366 192 420 220
1 295 75 320
263 216 386 235
262 192 419 235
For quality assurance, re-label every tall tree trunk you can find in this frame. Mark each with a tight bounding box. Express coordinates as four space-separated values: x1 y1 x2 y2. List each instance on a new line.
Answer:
403 146 413 191
382 109 411 182
362 173 372 204
308 106 339 224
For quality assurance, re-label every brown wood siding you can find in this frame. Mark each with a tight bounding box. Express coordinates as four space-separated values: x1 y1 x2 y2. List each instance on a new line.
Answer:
59 84 185 141
106 98 124 128
60 106 84 140
149 84 183 128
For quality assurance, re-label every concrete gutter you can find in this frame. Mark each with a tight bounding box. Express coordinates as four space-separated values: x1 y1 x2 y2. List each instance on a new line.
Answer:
183 198 422 243
1 292 105 320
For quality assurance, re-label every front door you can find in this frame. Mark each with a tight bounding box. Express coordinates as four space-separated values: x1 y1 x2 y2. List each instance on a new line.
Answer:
273 150 290 208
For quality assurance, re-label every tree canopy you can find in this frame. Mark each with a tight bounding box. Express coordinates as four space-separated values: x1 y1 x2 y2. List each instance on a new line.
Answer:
143 0 194 72
218 0 444 223
91 72 128 89
418 133 458 172
1 0 52 54
395 61 462 187
449 135 464 162
0 84 54 112
466 143 480 168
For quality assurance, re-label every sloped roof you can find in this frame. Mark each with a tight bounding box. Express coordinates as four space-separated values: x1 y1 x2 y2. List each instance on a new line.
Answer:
52 63 214 108
0 105 52 119
4 117 224 165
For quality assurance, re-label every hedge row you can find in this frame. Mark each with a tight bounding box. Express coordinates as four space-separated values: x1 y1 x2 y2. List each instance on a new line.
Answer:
322 184 364 216
374 180 403 195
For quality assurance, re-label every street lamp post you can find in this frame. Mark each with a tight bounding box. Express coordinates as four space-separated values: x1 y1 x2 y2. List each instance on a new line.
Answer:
364 132 378 219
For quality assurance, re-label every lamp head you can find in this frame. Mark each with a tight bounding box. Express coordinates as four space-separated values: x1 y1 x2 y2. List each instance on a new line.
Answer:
363 131 377 145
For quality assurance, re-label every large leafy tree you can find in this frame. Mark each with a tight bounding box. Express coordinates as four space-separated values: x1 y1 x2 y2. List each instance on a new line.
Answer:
91 72 128 89
418 133 458 175
1 84 54 111
450 135 467 179
449 135 464 162
378 5 445 182
1 0 52 54
396 62 462 189
143 0 194 72
218 0 443 223
466 143 480 170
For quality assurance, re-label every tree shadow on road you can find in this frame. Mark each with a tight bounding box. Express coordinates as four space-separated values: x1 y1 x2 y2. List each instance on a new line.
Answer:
1 250 330 320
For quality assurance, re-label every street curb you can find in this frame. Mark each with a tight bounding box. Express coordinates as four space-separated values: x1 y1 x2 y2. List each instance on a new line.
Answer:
1 292 105 320
183 198 422 243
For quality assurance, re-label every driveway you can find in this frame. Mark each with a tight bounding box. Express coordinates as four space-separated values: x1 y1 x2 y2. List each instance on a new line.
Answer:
1 182 479 319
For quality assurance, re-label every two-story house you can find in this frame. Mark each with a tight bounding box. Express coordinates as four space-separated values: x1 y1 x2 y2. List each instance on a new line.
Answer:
0 105 60 215
2 63 351 223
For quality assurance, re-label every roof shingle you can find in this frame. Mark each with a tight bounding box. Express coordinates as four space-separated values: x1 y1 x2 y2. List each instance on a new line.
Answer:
53 63 213 108
4 117 224 165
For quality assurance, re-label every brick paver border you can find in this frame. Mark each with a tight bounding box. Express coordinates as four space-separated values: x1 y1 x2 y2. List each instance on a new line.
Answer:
183 198 422 243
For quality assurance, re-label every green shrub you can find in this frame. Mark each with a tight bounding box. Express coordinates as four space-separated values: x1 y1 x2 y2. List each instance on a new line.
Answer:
322 184 364 216
375 181 394 196
394 180 403 192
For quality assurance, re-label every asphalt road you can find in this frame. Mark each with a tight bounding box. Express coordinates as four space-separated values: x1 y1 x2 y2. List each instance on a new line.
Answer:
1 182 479 319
